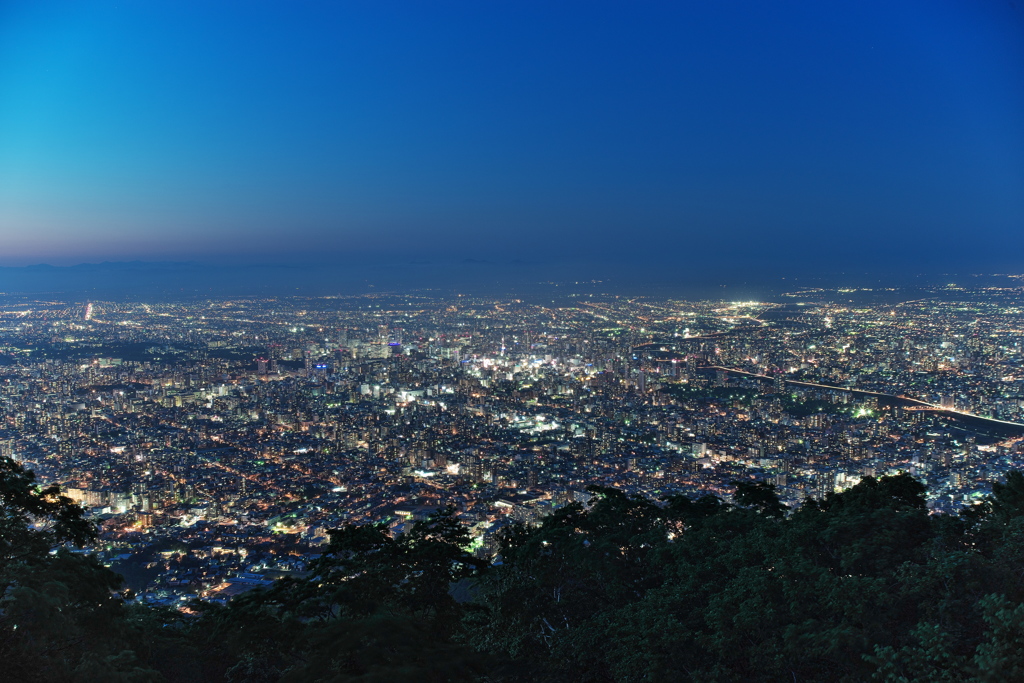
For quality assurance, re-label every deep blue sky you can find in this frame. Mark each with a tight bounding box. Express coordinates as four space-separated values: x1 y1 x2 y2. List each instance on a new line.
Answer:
1 0 1022 275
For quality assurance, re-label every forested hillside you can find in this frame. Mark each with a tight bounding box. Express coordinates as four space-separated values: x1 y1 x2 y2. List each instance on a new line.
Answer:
4 456 1024 682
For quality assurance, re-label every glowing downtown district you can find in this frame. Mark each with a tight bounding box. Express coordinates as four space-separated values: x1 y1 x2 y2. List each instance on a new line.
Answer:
2 281 1024 605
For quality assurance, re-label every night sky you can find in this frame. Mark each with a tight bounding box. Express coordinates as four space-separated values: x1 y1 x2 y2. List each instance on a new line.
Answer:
1 1 1022 278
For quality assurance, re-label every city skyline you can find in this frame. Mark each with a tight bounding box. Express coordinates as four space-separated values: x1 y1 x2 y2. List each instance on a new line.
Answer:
4 280 1024 605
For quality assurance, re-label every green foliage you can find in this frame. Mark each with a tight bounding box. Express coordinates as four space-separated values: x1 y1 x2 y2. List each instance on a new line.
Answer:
731 480 788 518
780 394 848 417
0 456 188 682
313 504 486 623
463 472 1024 682
660 384 760 404
972 595 1024 682
989 471 1024 523
186 505 492 681
11 455 1024 682
868 623 970 682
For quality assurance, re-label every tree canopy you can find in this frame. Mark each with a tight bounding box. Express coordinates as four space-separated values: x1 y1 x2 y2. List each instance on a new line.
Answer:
5 454 1024 682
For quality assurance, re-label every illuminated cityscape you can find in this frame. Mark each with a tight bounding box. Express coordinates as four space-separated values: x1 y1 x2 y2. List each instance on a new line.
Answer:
2 1 1023 677
3 280 1024 606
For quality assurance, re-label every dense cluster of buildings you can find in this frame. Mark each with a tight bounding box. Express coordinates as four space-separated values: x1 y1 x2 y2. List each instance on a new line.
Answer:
2 283 1024 605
